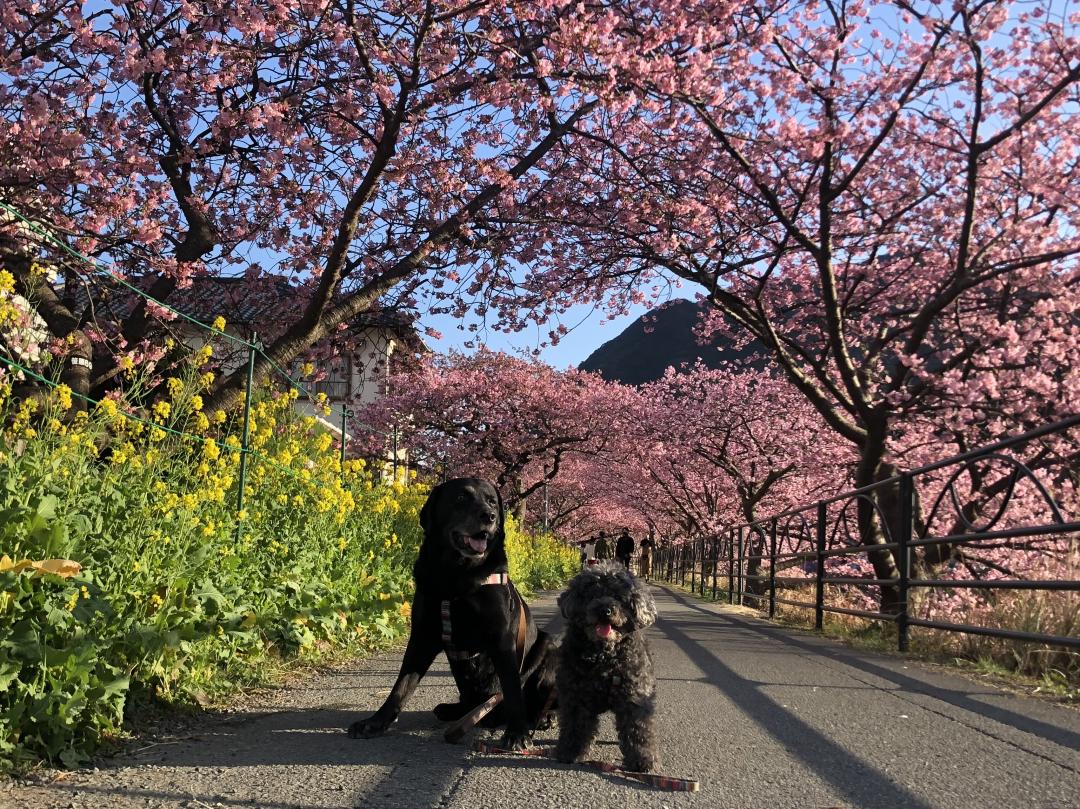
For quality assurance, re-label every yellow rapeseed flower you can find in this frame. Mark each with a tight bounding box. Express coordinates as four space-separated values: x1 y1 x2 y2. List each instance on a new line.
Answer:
54 384 73 411
211 316 227 332
95 395 117 416
152 401 171 421
0 269 15 294
167 377 184 398
190 394 203 411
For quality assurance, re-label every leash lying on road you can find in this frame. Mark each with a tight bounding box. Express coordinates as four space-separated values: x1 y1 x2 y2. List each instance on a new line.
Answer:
444 694 503 743
471 739 701 792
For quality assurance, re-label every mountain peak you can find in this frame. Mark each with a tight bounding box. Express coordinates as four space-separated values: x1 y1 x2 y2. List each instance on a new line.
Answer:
578 299 758 384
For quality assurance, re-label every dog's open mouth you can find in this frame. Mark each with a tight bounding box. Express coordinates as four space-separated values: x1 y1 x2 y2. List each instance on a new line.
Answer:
453 530 491 556
595 622 616 640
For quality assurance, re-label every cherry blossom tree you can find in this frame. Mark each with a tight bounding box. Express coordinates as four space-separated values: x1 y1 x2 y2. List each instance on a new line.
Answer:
498 0 1080 598
579 365 849 575
0 0 617 408
510 364 848 604
355 349 636 517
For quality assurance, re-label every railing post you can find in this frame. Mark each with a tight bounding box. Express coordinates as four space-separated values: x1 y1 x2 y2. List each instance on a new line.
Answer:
700 535 707 596
815 501 826 631
727 530 735 604
768 519 778 619
711 535 719 600
898 473 913 652
339 406 351 485
392 424 399 482
235 334 259 542
736 527 745 606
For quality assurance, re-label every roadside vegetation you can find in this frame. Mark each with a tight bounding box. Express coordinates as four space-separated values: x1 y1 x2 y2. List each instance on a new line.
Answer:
0 341 580 772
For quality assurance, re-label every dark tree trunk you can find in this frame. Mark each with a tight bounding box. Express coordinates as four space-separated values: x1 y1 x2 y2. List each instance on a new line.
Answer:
854 417 902 613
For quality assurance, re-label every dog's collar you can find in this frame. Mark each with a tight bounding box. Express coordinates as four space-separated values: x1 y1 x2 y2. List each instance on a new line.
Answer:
479 572 509 586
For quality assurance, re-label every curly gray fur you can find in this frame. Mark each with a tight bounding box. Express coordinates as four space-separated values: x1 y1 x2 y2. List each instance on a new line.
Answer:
554 561 659 773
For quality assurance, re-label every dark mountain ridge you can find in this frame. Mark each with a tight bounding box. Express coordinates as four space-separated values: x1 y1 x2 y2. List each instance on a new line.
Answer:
578 299 761 385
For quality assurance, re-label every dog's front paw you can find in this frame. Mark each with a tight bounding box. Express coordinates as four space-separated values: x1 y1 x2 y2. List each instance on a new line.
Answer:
433 702 469 721
499 728 531 752
624 752 659 773
347 713 394 739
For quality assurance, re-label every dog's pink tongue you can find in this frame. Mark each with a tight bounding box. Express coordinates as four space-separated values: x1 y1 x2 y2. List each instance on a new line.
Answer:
595 623 613 639
466 535 488 552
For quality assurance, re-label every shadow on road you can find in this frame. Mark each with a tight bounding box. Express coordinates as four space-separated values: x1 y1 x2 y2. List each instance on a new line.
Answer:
656 588 937 809
664 587 1080 752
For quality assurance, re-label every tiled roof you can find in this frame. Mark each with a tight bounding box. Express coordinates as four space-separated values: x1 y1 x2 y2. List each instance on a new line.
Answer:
66 275 416 336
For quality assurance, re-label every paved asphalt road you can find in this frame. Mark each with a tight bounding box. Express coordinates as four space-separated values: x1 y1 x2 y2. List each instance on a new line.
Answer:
6 584 1079 809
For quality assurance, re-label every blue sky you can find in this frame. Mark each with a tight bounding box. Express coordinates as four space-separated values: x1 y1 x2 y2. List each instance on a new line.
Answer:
418 291 697 369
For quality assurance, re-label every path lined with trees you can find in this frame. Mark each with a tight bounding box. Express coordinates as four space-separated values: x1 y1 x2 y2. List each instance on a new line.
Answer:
2 0 1078 785
8 587 1079 809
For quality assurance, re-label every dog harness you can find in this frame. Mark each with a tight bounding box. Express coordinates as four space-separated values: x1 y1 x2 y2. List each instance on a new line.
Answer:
440 572 525 668
437 572 530 745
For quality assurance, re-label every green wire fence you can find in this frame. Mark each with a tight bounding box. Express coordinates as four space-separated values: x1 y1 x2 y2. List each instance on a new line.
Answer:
0 200 404 540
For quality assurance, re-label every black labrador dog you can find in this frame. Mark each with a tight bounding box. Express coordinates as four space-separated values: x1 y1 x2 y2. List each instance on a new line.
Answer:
347 477 556 749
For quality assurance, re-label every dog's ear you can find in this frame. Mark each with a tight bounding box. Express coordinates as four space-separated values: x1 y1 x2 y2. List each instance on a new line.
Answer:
629 581 657 630
557 588 572 619
419 481 446 534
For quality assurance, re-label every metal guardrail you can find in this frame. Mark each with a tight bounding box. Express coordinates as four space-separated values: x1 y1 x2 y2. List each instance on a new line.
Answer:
653 414 1080 652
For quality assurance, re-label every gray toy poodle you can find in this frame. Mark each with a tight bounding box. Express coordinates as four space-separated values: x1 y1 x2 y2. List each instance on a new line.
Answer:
554 561 659 773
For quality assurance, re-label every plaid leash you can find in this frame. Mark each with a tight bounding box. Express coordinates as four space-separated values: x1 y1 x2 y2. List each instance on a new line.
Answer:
444 694 502 743
471 739 700 792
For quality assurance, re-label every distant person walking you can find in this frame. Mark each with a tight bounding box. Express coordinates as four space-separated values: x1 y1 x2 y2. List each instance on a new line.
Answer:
594 531 614 561
639 534 654 581
615 527 635 570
